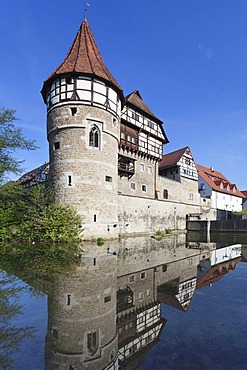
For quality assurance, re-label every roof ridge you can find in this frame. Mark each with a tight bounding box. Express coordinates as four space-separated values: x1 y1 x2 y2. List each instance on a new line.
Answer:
84 22 94 74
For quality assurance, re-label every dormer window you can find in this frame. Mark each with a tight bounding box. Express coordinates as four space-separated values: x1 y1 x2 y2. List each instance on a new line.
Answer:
89 126 99 148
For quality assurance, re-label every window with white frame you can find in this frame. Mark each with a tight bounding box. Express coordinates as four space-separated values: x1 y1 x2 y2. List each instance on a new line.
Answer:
140 271 146 279
148 166 152 174
130 182 136 190
141 184 147 192
138 292 144 301
129 274 135 283
140 163 144 171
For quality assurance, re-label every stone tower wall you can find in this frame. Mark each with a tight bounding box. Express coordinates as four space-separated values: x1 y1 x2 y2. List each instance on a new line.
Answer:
47 104 120 239
45 254 118 370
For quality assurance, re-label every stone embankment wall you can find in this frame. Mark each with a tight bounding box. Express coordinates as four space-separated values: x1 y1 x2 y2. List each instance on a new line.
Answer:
118 194 205 236
187 220 247 233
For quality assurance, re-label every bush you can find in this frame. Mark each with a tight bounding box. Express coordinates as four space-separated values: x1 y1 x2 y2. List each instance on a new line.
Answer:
97 237 105 246
0 183 82 242
155 230 164 237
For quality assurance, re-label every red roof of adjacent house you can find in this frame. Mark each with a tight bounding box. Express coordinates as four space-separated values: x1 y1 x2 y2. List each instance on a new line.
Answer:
241 190 247 198
197 164 244 198
42 20 122 96
17 162 49 186
197 257 241 289
159 146 188 169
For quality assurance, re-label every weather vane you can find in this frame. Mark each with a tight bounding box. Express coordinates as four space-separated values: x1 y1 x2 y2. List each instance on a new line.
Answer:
84 1 91 21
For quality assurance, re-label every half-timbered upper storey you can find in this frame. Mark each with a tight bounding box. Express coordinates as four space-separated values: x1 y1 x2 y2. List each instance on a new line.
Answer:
159 146 198 182
120 90 169 160
41 20 124 119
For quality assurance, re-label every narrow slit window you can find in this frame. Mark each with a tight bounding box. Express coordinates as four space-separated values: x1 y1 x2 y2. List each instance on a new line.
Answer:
66 294 71 306
94 214 97 222
71 107 77 116
68 175 72 186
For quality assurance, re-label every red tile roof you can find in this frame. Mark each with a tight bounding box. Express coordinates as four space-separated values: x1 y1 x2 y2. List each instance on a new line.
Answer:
197 257 241 289
125 90 169 143
17 162 49 186
159 146 188 169
241 190 247 198
125 90 161 122
197 164 244 198
42 20 122 95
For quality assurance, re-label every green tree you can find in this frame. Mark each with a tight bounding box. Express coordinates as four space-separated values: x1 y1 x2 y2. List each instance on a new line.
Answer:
0 108 37 184
0 271 35 370
18 185 82 242
0 183 82 242
0 183 26 240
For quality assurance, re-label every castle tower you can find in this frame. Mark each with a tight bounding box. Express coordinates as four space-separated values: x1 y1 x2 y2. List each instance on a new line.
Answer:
45 251 118 369
41 19 124 240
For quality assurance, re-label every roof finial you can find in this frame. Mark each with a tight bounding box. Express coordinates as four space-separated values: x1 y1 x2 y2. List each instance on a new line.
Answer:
84 1 91 21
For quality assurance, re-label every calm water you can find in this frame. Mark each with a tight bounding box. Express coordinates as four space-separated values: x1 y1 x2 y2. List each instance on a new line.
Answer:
1 232 247 370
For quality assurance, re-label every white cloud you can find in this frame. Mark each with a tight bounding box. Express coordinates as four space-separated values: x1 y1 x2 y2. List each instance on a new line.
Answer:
197 44 212 60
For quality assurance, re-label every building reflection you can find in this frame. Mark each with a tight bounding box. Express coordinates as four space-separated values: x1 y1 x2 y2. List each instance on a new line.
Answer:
45 245 118 370
45 235 243 369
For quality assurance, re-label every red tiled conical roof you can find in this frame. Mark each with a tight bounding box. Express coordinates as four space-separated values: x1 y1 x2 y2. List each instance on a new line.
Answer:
42 20 122 94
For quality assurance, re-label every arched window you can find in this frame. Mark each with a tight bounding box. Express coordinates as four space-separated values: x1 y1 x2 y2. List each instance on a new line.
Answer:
163 189 168 199
89 126 99 148
87 330 99 356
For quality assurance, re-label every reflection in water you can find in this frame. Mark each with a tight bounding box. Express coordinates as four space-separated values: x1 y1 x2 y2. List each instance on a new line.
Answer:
43 234 243 369
45 248 118 370
0 271 35 370
0 234 245 369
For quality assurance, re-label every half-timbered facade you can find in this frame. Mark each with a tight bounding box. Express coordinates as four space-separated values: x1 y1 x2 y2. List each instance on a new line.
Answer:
37 15 243 239
157 146 201 206
159 146 198 182
17 162 49 188
118 90 168 198
117 266 165 367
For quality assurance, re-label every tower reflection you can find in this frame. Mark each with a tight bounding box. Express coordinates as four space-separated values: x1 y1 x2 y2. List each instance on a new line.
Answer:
45 235 242 369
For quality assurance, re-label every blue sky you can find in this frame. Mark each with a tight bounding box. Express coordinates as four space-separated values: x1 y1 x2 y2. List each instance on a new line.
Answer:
1 0 247 189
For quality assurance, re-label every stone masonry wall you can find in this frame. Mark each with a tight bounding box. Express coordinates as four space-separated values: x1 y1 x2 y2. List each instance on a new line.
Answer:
47 104 120 239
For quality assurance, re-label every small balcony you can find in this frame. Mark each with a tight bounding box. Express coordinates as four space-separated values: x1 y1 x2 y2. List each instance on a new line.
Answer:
118 155 135 179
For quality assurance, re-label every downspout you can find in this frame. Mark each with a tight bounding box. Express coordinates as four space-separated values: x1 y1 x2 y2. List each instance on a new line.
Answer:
154 160 157 199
